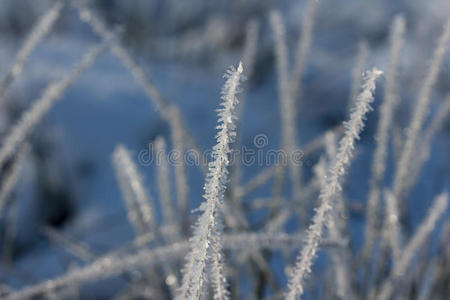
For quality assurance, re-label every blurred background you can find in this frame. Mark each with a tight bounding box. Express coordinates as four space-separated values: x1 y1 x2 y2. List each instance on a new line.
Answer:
0 0 449 299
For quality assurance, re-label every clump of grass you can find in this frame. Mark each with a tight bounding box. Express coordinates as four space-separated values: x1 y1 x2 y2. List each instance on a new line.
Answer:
177 62 244 300
285 68 383 300
1 3 449 300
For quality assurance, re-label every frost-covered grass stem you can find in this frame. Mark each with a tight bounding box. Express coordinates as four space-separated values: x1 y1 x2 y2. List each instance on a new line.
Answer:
113 145 158 236
154 137 176 228
0 1 64 98
376 192 448 300
364 16 405 259
393 18 450 202
0 42 106 168
285 68 382 300
177 62 244 300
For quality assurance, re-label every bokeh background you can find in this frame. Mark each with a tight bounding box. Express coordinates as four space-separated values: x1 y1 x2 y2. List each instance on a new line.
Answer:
0 0 449 298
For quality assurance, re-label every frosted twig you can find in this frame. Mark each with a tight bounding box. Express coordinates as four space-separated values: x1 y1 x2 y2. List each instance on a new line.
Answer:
328 210 354 299
154 137 176 228
270 11 303 220
112 145 158 237
0 42 106 168
393 18 450 203
404 94 450 194
364 15 405 261
348 40 369 111
209 221 230 300
44 221 168 297
112 146 171 300
317 157 352 300
71 0 166 112
42 226 95 262
383 190 402 260
1 143 27 270
416 258 438 300
0 144 29 214
376 192 448 300
168 106 190 235
3 241 186 300
270 10 293 145
324 131 348 234
241 19 260 83
2 231 347 300
113 158 145 234
265 130 337 234
71 0 208 176
290 0 318 102
231 19 259 205
285 68 382 300
0 1 64 98
323 132 354 300
177 63 244 300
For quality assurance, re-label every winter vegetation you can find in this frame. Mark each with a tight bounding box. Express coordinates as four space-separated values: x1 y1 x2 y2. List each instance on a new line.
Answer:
0 0 449 300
